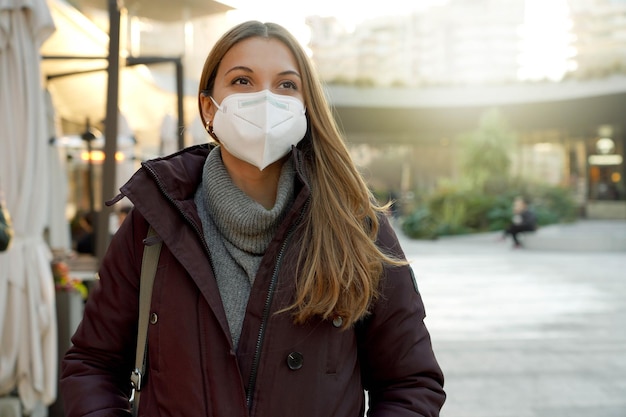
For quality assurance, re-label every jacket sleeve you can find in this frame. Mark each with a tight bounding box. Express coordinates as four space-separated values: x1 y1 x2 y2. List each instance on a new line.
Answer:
60 210 149 417
358 217 446 417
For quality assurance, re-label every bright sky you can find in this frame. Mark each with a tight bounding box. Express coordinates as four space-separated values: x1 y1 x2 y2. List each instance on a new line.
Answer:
517 0 576 81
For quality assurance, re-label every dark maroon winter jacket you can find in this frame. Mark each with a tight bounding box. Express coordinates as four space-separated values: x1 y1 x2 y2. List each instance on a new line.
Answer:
61 144 445 417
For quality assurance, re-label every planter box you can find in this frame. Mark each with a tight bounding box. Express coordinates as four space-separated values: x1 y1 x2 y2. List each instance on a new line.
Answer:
49 291 84 417
0 397 21 417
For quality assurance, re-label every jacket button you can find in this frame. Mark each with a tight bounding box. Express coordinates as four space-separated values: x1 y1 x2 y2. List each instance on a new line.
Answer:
287 352 304 370
332 316 343 328
149 312 158 324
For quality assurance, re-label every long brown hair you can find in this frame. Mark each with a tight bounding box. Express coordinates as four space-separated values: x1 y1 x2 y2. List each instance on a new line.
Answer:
197 21 405 328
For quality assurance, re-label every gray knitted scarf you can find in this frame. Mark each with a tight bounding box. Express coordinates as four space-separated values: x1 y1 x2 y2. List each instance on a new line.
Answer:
194 147 295 349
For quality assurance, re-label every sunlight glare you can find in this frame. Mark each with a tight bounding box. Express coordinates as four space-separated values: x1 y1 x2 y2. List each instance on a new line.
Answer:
517 0 576 81
217 0 449 46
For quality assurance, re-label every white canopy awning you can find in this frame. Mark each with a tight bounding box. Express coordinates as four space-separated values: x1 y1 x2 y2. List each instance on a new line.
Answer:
72 0 232 22
41 0 200 155
42 0 231 261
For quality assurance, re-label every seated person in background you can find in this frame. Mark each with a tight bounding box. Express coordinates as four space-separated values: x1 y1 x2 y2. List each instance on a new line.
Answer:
503 196 537 248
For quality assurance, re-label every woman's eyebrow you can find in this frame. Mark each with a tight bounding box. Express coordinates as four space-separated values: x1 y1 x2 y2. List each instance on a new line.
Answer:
224 66 301 79
224 65 253 76
279 70 302 79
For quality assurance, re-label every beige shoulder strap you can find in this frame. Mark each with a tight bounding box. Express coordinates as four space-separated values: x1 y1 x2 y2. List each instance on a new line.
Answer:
130 225 161 415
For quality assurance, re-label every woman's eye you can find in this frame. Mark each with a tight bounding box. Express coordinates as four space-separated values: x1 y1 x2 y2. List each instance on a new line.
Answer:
232 77 250 85
280 80 298 90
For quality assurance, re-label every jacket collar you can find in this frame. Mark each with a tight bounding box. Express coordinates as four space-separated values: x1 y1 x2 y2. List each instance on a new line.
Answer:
131 143 311 208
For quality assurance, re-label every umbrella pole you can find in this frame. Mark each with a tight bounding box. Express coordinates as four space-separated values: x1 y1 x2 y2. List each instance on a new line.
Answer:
81 118 98 216
176 59 185 150
86 134 95 215
96 0 121 263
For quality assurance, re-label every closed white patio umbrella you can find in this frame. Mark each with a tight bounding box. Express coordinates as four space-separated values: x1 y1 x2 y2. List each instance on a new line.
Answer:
0 0 58 414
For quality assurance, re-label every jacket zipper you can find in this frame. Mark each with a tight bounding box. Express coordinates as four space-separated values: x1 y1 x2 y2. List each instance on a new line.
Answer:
145 161 310 413
246 199 309 411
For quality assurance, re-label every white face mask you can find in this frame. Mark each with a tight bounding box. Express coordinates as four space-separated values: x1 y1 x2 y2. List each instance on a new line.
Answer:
210 90 307 170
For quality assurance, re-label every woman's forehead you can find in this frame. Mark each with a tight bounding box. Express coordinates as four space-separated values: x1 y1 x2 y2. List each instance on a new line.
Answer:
219 37 299 74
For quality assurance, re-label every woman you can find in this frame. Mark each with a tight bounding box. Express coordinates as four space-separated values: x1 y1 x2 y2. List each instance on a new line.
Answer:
61 21 445 416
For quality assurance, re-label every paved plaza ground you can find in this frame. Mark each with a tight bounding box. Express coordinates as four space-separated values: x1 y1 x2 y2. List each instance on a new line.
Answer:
392 220 626 417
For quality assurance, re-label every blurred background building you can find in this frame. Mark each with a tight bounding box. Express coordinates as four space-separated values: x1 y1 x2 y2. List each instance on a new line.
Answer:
41 0 626 227
305 0 626 219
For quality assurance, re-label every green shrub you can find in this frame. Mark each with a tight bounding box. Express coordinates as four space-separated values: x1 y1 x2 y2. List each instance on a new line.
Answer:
485 194 515 231
400 183 578 239
401 207 438 239
530 185 578 224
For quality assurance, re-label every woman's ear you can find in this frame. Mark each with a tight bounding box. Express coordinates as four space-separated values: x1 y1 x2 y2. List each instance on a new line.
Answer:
199 95 219 140
199 95 215 124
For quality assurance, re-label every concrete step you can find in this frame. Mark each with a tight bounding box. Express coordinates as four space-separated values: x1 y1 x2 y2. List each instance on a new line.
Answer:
522 220 626 252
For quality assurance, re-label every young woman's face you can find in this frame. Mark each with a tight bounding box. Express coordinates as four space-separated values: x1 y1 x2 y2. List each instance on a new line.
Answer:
201 37 303 122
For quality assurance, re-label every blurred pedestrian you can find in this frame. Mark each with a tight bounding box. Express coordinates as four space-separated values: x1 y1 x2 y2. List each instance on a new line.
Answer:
116 205 131 229
503 196 537 248
60 21 445 417
109 204 132 236
0 185 13 251
74 211 95 255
